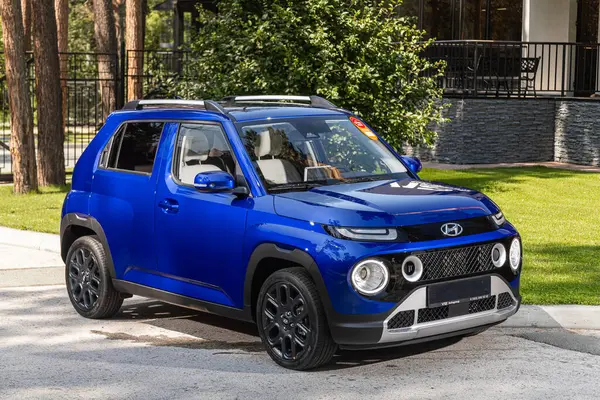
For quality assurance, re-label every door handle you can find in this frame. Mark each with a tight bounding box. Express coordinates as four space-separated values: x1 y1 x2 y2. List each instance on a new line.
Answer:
158 199 179 214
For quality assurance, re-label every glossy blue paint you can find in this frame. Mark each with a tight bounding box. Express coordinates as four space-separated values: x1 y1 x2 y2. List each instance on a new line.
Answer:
62 104 522 322
193 171 236 191
400 156 423 174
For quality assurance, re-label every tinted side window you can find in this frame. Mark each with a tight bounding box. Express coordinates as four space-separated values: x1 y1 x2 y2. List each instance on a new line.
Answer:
106 122 164 174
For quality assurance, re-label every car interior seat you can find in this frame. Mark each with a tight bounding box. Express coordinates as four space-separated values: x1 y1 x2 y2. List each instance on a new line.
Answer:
255 129 302 185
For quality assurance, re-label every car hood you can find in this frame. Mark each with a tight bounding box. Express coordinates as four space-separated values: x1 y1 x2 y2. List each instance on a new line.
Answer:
273 179 500 227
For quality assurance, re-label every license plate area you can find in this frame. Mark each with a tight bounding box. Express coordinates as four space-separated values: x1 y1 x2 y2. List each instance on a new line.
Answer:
427 276 491 308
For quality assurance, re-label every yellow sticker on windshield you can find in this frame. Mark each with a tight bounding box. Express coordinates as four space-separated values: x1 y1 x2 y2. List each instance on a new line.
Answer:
349 116 378 140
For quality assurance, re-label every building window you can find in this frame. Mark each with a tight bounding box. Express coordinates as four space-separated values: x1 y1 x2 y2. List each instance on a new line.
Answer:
422 0 456 40
404 0 522 41
488 0 523 41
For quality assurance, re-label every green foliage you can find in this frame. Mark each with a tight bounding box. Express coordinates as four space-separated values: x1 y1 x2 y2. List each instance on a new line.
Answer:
68 0 96 52
145 0 173 49
186 0 446 147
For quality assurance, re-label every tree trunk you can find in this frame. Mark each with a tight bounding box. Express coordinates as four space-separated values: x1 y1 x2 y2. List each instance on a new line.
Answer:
55 0 68 149
126 0 144 100
93 0 118 118
32 0 65 186
20 0 31 51
0 0 38 193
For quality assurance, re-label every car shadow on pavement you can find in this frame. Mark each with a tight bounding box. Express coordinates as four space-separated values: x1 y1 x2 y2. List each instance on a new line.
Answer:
322 337 464 371
114 299 464 370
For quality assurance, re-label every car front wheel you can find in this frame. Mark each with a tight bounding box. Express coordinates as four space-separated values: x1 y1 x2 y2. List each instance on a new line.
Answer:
256 267 337 370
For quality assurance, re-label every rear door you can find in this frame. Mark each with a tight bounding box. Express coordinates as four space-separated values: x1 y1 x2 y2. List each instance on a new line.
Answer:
90 121 169 278
154 121 251 308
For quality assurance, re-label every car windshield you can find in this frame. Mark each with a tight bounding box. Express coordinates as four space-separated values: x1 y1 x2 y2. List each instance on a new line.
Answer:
236 116 409 192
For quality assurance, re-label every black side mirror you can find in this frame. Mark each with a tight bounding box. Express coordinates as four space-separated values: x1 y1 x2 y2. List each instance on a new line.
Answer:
232 186 250 198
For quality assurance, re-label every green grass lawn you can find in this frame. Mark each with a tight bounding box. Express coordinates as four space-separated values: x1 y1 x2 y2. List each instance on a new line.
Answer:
421 167 600 306
0 184 69 234
0 166 599 305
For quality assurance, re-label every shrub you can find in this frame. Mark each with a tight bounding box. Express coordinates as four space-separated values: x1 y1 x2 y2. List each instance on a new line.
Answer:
187 0 446 147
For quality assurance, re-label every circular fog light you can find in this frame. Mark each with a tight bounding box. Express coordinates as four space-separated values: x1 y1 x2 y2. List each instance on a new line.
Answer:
491 243 507 268
351 259 390 296
509 238 521 272
401 255 424 283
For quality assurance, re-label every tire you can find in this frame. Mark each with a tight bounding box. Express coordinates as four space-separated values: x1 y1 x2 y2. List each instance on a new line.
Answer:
256 267 337 370
65 235 123 319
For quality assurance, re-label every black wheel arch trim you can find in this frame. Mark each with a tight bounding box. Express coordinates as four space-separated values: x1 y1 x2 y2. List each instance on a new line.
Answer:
243 243 389 344
60 213 116 278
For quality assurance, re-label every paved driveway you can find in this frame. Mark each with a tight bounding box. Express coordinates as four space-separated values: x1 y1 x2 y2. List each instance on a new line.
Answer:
1 285 599 400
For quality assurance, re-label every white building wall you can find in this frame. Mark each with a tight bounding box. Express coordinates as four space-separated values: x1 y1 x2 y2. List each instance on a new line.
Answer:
522 0 578 94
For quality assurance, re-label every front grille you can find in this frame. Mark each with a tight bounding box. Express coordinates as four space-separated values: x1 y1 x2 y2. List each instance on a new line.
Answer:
401 216 498 242
468 296 497 314
416 296 498 325
418 243 496 281
418 305 449 323
387 310 415 329
497 292 514 309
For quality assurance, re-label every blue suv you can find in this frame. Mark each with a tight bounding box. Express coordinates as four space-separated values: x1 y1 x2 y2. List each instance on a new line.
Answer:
61 95 522 370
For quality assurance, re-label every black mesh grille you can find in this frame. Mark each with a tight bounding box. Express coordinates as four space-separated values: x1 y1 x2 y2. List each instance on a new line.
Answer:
387 310 415 329
468 296 497 314
402 216 498 242
419 243 496 281
418 305 449 323
497 292 514 310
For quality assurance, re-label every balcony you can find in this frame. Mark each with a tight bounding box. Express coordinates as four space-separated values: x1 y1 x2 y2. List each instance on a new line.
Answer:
427 40 600 98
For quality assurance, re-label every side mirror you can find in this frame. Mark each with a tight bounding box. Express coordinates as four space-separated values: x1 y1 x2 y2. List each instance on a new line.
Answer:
401 156 423 174
194 171 235 192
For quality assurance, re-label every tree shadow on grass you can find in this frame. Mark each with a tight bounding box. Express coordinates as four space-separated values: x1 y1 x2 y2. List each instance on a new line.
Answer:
422 166 595 194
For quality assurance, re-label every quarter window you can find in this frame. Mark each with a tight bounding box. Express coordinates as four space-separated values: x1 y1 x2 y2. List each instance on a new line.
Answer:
105 122 164 174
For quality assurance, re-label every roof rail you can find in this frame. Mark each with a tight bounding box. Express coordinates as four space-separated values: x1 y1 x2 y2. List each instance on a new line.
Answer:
122 99 230 117
221 95 338 109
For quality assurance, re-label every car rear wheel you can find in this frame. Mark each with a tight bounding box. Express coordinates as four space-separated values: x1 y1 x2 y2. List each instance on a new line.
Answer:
65 235 123 319
256 267 337 370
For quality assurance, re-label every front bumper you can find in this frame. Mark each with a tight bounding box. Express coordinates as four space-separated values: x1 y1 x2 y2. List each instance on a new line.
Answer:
329 274 520 348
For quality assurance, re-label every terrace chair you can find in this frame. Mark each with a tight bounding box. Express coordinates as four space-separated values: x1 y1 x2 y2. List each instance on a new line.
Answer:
520 57 541 97
445 55 482 93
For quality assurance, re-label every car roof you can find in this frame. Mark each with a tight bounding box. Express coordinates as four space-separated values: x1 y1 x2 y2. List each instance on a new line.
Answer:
226 106 348 122
114 97 351 124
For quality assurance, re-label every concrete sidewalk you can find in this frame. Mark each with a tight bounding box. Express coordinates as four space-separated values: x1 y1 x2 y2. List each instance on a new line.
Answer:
0 227 63 287
0 226 599 330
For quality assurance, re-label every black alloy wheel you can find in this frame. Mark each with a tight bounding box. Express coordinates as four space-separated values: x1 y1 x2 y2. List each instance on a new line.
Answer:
65 236 123 319
262 281 312 360
68 247 101 310
256 268 337 370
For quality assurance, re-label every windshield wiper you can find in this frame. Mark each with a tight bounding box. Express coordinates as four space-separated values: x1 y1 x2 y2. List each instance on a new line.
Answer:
342 175 396 184
268 180 340 193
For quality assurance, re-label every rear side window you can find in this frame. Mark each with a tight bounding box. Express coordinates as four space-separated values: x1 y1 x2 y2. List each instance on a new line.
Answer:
104 122 164 174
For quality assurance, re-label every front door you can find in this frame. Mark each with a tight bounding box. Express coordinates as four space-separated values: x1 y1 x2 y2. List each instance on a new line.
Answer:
154 121 250 308
575 0 599 96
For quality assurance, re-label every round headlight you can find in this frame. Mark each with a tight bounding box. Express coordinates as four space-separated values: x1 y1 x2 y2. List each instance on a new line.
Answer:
509 238 521 271
351 259 390 296
491 243 507 268
401 255 424 282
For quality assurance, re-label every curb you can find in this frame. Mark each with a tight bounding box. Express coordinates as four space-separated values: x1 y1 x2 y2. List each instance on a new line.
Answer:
0 226 60 254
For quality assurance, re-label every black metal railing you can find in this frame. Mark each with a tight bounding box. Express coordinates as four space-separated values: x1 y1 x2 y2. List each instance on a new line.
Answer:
2 44 600 175
0 51 118 174
426 40 600 98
